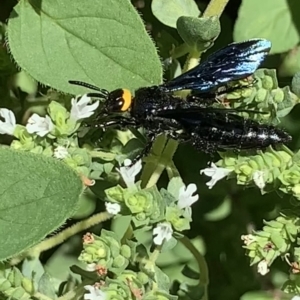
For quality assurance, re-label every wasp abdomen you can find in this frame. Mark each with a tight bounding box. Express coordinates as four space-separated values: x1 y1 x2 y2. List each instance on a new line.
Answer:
190 119 291 153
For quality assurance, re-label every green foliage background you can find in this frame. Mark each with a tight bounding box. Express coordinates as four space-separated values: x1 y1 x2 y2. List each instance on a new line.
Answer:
1 0 300 299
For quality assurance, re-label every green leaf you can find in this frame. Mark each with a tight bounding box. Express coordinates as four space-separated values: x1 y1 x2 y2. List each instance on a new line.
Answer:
234 0 300 54
154 266 170 292
240 291 277 300
151 0 200 28
177 16 221 52
204 195 231 221
278 46 300 77
161 237 177 253
38 272 57 299
0 148 82 260
167 177 184 198
7 0 162 95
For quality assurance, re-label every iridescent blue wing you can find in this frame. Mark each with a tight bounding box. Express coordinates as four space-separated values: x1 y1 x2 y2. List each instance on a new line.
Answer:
160 39 271 93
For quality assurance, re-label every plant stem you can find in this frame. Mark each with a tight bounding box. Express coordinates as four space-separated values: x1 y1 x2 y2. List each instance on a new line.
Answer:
10 212 113 265
203 0 230 18
179 236 209 300
182 0 230 73
33 292 54 300
145 138 179 188
182 50 202 74
121 223 133 244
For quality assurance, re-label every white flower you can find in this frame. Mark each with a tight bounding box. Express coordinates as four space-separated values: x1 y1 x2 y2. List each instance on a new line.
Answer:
53 146 69 159
26 113 54 137
257 260 270 276
291 296 300 300
0 108 16 135
105 202 121 215
241 234 256 246
178 183 199 209
253 170 266 189
84 285 106 300
86 263 97 272
177 183 199 217
70 94 99 121
116 159 142 187
153 222 173 245
200 162 232 189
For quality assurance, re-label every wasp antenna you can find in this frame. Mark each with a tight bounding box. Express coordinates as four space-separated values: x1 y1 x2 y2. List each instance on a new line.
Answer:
86 92 108 99
68 80 109 95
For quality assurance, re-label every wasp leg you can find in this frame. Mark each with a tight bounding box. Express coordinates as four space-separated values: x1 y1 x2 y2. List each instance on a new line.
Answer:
129 127 185 167
128 132 157 166
92 117 138 131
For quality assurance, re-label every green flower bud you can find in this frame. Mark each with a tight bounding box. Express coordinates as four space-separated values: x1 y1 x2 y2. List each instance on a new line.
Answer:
292 185 300 199
137 272 149 285
135 212 147 221
237 164 253 176
112 255 126 268
66 147 91 167
166 206 190 231
256 88 268 102
221 156 236 167
48 101 68 123
13 125 35 150
120 245 131 259
279 170 300 186
271 89 285 103
240 86 253 98
262 75 274 90
48 101 76 136
78 252 93 262
22 278 34 294
105 185 125 203
237 174 248 184
104 280 131 299
64 157 78 168
248 159 260 170
96 245 107 258
124 191 152 214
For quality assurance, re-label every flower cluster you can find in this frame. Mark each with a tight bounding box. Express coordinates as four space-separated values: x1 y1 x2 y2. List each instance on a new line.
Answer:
0 96 103 178
241 213 298 276
79 231 135 275
104 159 199 245
199 148 300 200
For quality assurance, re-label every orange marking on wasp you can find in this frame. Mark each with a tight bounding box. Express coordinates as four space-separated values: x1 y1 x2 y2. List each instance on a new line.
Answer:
120 89 132 111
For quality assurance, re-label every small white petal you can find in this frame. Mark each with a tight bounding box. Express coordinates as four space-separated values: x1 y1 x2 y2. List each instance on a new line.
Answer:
153 222 173 245
105 202 121 215
291 296 300 300
116 159 142 187
84 285 106 300
253 170 266 189
26 113 54 137
53 146 69 159
178 183 199 210
70 94 99 121
86 263 97 272
257 260 269 276
0 108 16 135
200 162 232 189
241 234 256 246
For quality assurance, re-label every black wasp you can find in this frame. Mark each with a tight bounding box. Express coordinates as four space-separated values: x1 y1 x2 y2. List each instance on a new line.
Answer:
69 39 291 161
